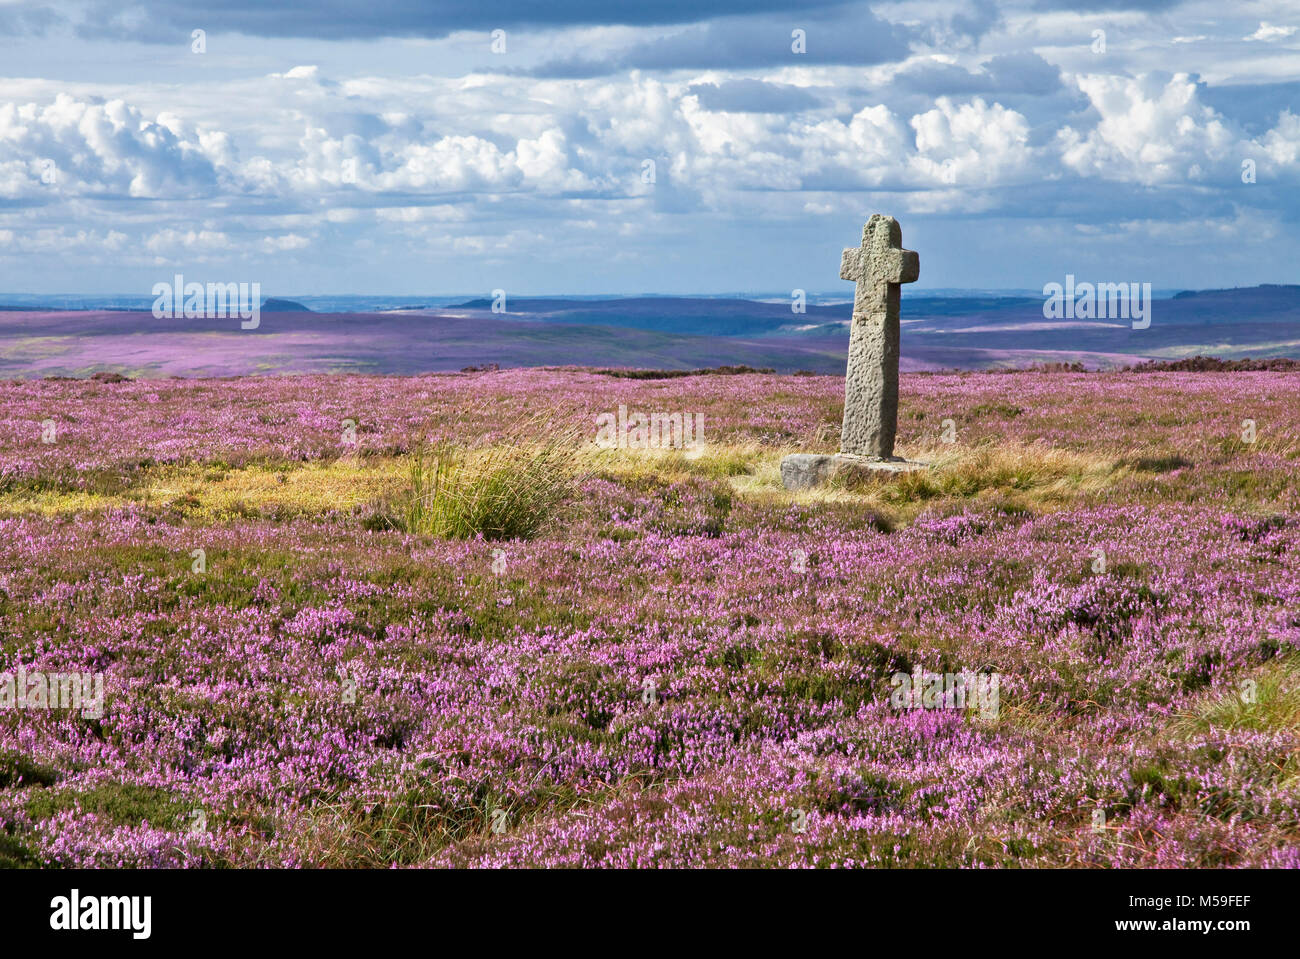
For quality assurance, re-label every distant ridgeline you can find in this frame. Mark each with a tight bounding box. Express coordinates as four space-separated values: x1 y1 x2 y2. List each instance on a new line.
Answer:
0 296 314 312
1172 283 1300 299
448 295 852 337
261 298 313 312
0 285 1296 377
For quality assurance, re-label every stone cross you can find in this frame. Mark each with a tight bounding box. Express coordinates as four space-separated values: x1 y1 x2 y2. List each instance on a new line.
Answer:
778 214 924 490
838 214 919 459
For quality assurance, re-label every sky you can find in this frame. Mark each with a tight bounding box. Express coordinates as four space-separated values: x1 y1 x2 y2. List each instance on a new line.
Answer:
0 0 1297 295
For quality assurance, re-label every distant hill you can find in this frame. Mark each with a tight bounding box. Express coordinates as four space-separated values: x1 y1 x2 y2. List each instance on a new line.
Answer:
1172 283 1300 300
450 295 848 337
441 285 1300 364
261 298 313 312
0 309 852 378
0 285 1295 378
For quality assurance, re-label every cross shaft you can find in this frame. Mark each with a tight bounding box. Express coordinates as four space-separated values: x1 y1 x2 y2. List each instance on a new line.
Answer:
838 214 919 459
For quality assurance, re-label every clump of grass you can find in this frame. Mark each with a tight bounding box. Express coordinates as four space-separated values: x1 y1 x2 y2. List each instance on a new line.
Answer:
1172 657 1300 795
1122 452 1193 473
759 441 1130 529
382 423 587 540
589 441 762 485
0 751 61 789
778 442 1122 517
865 444 1122 505
1175 657 1300 737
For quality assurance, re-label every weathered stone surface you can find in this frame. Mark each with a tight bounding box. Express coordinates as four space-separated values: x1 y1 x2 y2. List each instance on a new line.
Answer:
832 454 927 489
780 453 837 491
780 214 923 491
780 452 928 491
838 214 919 458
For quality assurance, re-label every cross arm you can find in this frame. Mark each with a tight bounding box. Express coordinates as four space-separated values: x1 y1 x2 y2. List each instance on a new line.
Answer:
840 247 864 282
880 247 920 284
897 249 920 284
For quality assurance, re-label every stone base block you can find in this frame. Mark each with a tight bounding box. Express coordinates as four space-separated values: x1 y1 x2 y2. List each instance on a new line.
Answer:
780 452 928 491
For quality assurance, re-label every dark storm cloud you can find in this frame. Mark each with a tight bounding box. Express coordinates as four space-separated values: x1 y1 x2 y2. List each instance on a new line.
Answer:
1199 81 1300 138
686 79 823 113
0 3 64 34
896 53 1063 97
950 0 1002 43
528 6 914 75
16 0 854 40
1031 0 1184 9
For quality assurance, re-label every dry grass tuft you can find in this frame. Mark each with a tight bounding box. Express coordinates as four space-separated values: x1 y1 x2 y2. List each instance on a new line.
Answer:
378 415 591 540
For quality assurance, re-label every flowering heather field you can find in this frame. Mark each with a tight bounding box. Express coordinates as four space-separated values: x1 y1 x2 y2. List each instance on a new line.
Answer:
1 368 1298 868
